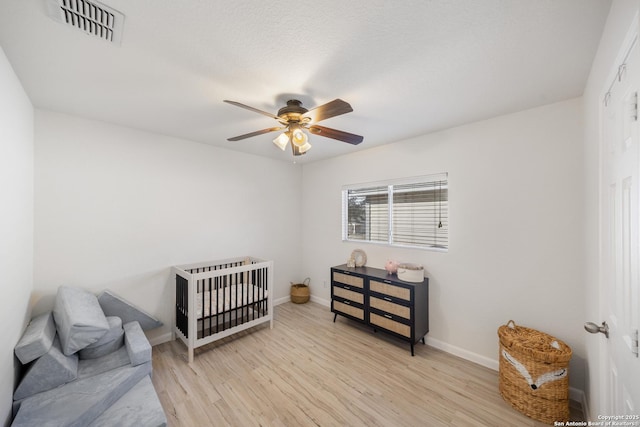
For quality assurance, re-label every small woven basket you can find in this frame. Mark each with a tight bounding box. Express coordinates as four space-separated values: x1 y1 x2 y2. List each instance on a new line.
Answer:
498 320 572 425
290 278 310 304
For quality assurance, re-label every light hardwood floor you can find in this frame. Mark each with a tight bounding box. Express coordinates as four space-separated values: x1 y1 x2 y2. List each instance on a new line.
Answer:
152 301 582 426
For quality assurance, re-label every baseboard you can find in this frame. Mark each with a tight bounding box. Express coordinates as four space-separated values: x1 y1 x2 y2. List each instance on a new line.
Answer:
149 331 173 347
566 387 584 409
310 295 330 307
274 295 330 307
578 388 590 421
273 296 290 306
425 336 499 371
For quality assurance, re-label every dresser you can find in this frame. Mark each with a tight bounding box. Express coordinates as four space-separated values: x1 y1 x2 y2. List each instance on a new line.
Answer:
331 264 429 356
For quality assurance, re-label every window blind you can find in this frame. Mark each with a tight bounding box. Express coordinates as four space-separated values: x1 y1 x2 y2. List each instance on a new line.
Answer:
392 180 448 249
342 173 448 250
344 185 389 243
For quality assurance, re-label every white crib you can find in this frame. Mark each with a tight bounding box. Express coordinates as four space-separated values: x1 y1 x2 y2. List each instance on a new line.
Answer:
172 256 273 363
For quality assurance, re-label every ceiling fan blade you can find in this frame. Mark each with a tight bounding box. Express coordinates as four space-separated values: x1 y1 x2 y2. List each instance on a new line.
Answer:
224 100 283 121
309 125 363 145
227 127 285 141
303 99 353 123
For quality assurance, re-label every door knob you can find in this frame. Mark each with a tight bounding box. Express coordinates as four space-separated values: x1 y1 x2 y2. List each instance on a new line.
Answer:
584 321 609 338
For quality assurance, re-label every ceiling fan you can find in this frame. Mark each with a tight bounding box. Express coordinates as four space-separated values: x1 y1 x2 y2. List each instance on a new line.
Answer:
224 98 364 156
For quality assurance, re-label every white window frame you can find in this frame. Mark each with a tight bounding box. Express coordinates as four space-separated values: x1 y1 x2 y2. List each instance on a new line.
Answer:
341 173 448 251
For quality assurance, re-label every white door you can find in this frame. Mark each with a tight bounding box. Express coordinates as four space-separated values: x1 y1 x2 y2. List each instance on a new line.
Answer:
599 23 640 416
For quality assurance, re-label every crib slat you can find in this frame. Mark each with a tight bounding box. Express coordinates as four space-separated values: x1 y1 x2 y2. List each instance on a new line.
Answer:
216 275 221 334
235 272 239 328
199 278 203 339
222 274 226 333
206 276 211 338
175 274 189 339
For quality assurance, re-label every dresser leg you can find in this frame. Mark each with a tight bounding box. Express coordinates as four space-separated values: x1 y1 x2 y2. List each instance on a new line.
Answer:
421 337 426 345
333 313 337 322
411 343 415 356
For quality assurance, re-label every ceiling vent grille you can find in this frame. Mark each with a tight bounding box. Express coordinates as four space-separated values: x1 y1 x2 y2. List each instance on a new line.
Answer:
44 0 124 45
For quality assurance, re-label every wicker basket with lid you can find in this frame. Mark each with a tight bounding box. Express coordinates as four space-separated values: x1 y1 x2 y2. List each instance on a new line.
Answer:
498 320 572 425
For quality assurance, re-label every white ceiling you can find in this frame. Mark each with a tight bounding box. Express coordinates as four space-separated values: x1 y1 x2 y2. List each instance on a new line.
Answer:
0 0 611 163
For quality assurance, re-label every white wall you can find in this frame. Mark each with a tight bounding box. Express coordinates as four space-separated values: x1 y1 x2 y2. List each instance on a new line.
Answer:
34 110 303 343
0 47 34 426
582 0 639 419
302 98 586 390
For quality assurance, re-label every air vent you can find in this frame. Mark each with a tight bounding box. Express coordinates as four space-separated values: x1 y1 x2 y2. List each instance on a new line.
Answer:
44 0 124 45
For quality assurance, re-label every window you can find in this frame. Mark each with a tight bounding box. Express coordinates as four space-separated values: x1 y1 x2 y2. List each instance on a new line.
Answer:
342 173 448 251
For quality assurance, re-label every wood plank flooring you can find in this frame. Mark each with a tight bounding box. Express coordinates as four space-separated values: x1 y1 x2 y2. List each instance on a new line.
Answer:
151 301 583 426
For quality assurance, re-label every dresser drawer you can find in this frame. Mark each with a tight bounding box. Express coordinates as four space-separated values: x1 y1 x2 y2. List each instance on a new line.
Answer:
370 279 410 301
333 300 365 320
370 313 411 338
333 286 364 304
333 272 364 289
369 296 410 319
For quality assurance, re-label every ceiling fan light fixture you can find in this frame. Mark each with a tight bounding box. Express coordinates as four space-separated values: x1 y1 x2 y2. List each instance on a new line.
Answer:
272 132 289 151
290 126 308 147
291 143 308 156
298 141 312 154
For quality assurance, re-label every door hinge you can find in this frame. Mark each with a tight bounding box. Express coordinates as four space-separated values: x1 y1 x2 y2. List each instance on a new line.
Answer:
631 91 638 121
633 329 639 358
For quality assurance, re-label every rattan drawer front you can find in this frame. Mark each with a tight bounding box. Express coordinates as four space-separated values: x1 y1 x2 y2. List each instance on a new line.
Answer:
370 313 411 338
333 272 364 288
370 280 410 301
370 297 410 319
333 301 364 320
333 287 364 304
